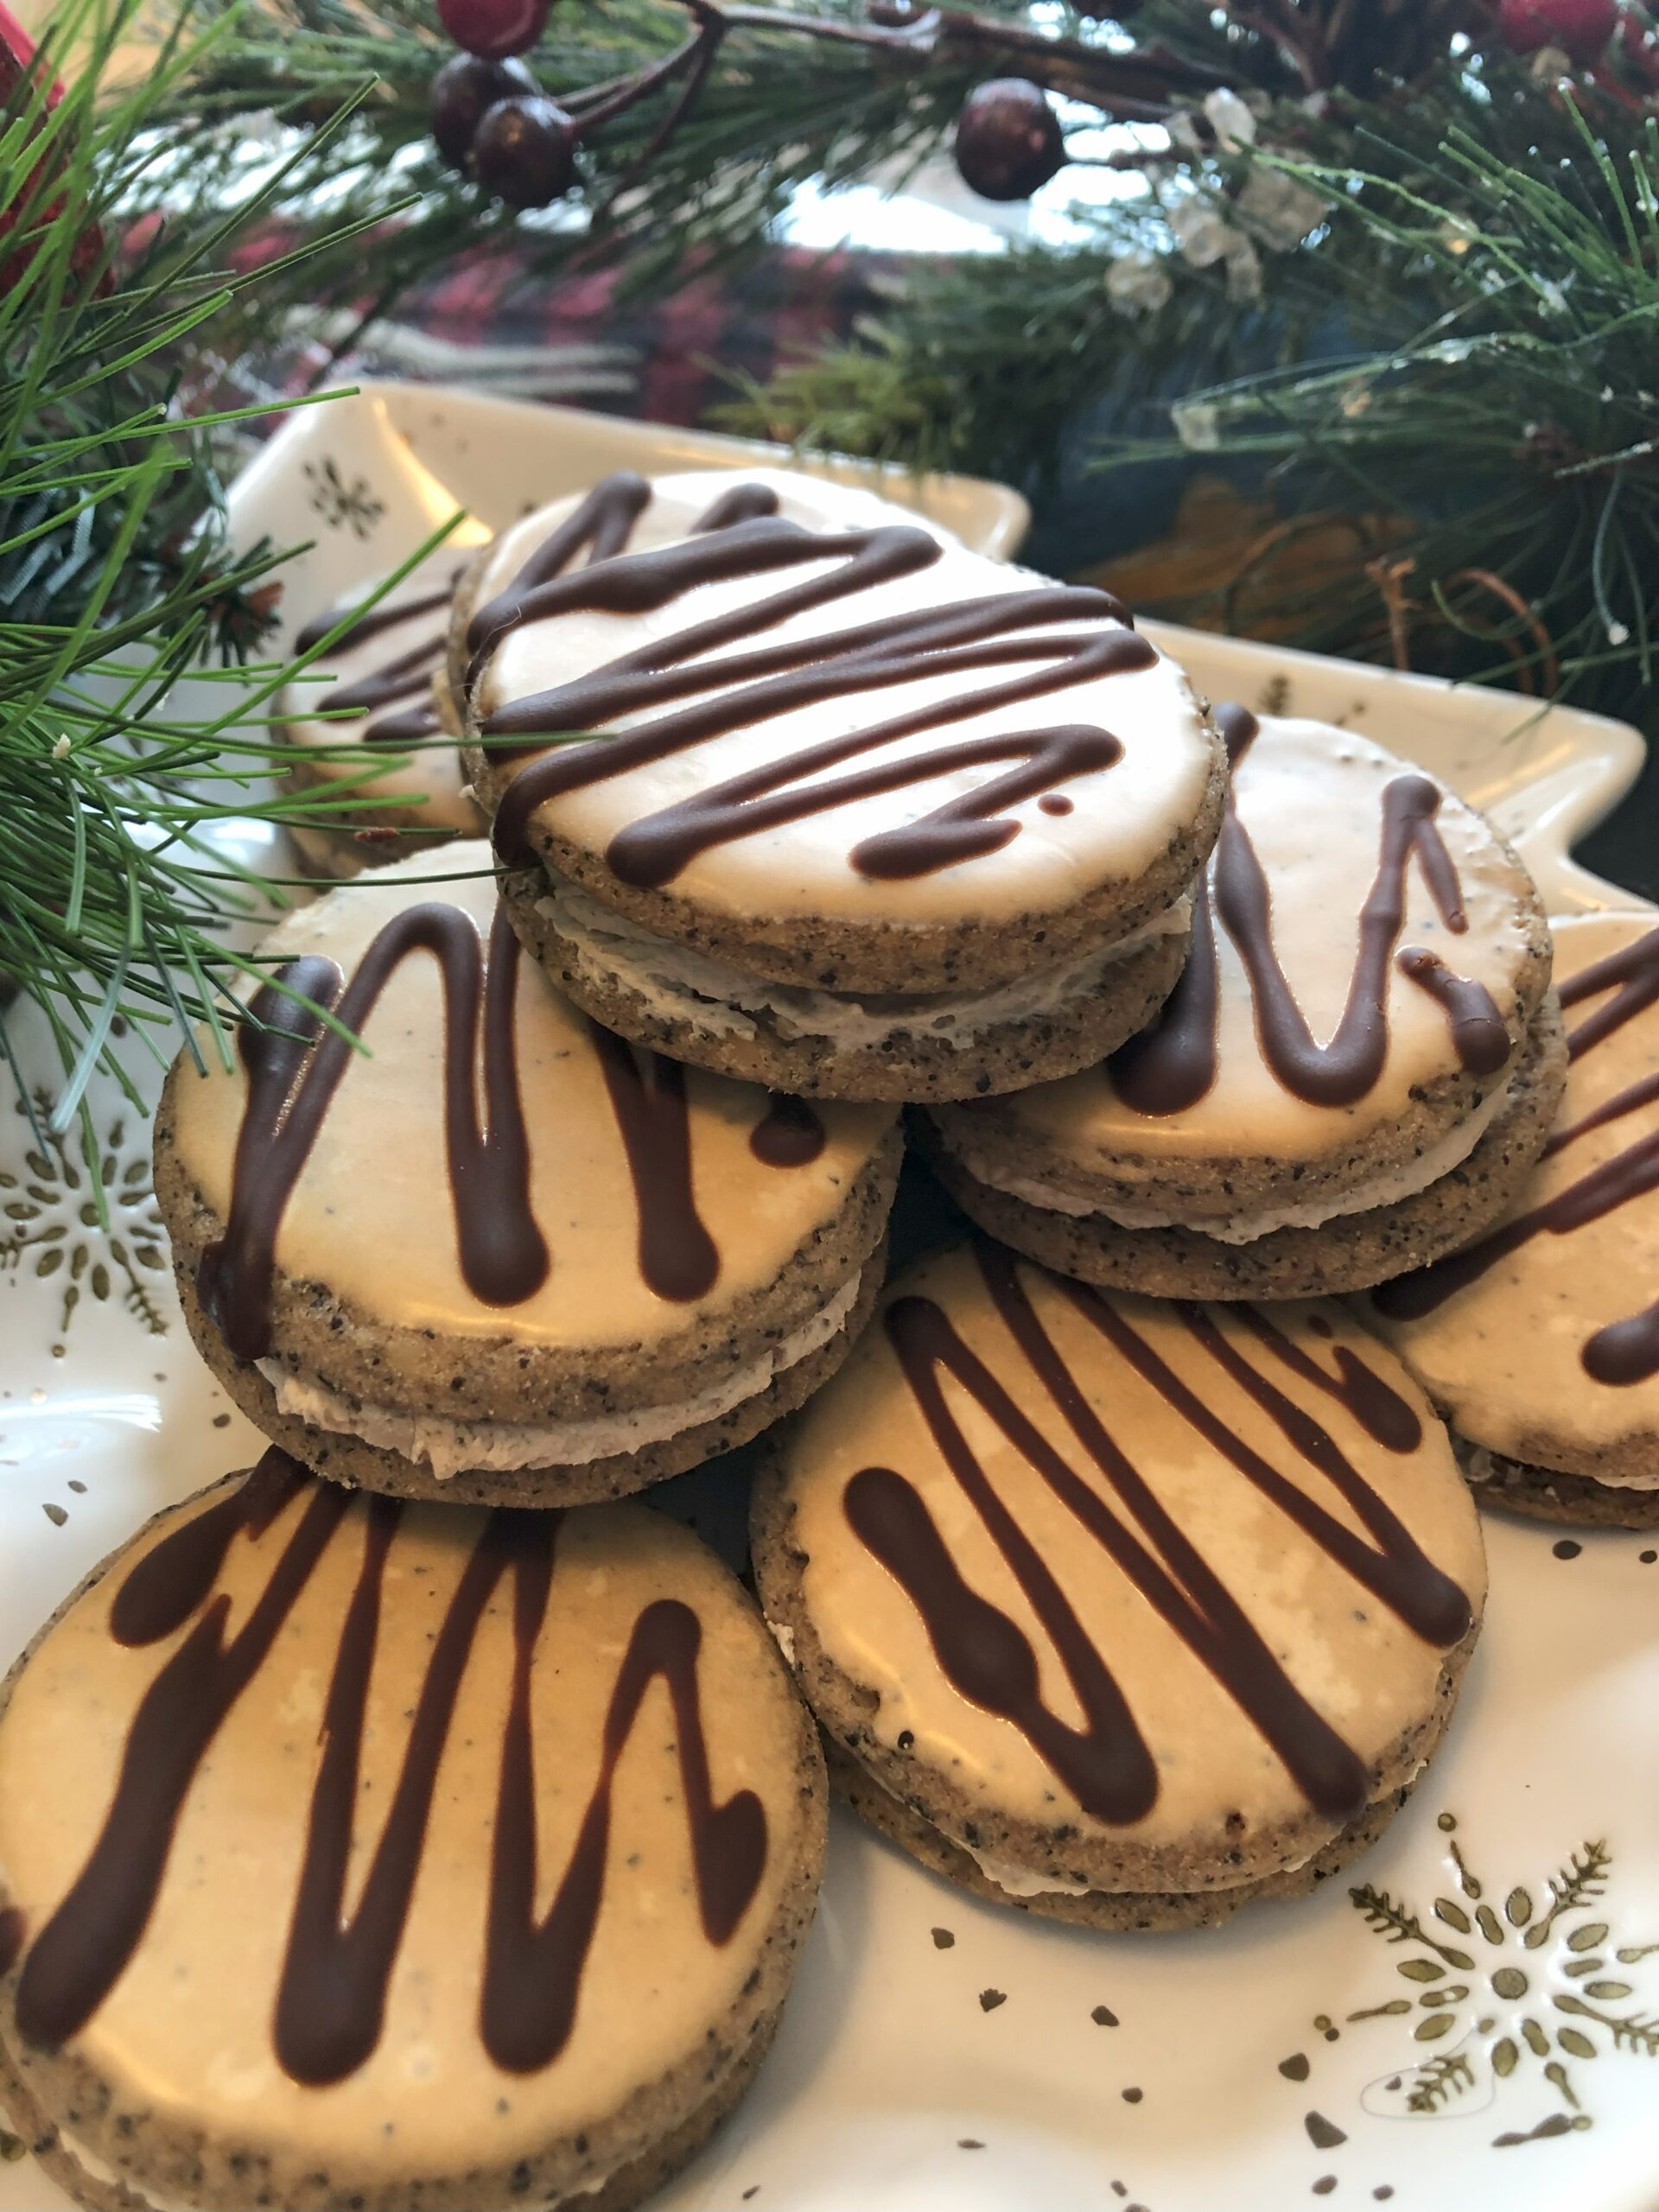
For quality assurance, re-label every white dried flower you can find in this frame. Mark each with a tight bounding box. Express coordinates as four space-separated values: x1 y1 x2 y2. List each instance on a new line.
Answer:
1203 87 1256 149
1106 251 1173 316
1168 194 1230 269
1236 166 1328 249
51 735 71 760
1607 620 1631 646
1173 400 1221 453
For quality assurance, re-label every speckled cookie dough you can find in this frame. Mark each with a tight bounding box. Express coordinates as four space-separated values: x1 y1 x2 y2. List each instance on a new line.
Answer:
0 1460 826 2212
753 1242 1485 1923
153 844 900 1505
926 711 1561 1296
281 543 489 874
452 467 1224 1101
1363 912 1659 1528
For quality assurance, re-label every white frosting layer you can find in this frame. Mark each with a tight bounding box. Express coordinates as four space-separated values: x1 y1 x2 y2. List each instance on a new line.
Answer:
951 1072 1511 1241
477 468 1217 928
535 874 1191 1052
257 1269 862 1478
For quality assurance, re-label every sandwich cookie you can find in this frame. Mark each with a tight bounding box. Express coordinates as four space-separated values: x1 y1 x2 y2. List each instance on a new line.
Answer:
753 1242 1486 1929
1364 912 1659 1527
0 1451 826 2212
155 844 899 1505
926 710 1564 1297
282 543 486 877
456 467 1225 1101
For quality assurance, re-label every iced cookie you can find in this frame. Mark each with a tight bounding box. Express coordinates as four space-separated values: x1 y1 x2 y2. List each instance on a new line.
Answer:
282 543 485 877
0 1452 825 2212
155 844 899 1505
753 1242 1485 1929
927 709 1563 1297
455 467 1224 1101
1364 912 1659 1527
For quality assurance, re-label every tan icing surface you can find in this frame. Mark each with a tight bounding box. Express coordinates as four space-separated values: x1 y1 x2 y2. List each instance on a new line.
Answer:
785 1244 1485 1846
976 717 1535 1170
282 543 488 833
0 1487 805 2182
475 469 1216 927
1366 910 1659 1463
168 845 893 1346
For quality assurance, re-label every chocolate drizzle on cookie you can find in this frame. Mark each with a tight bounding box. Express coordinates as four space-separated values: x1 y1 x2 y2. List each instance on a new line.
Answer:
588 1018 720 1302
14 1453 769 2078
296 577 461 752
477 512 1150 887
1374 925 1659 1384
1109 704 1508 1115
843 1248 1467 1824
750 1093 827 1168
197 900 550 1361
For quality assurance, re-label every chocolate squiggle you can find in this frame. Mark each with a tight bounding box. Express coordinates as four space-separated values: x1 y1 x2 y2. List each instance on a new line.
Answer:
196 899 832 1362
1109 704 1508 1113
1373 925 1659 1384
14 1453 769 2081
843 1247 1467 1825
478 512 1151 887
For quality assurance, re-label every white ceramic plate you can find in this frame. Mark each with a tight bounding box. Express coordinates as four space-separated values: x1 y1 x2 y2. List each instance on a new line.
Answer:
2 389 1656 2212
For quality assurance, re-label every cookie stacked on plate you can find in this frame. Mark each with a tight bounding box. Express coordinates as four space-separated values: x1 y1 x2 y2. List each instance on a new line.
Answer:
3 459 1615 2212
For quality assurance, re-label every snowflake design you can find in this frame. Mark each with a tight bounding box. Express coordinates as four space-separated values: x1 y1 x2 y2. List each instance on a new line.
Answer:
0 1093 169 1338
302 457 385 539
1346 1814 1659 2145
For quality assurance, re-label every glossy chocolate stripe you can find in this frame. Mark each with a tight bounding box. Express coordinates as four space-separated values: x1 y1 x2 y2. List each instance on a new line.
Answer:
1582 1300 1659 1385
750 1093 826 1168
0 1908 22 1981
364 701 442 749
692 481 782 532
1544 1066 1659 1157
1110 708 1501 1113
467 473 656 669
198 901 549 1361
1561 924 1659 1056
480 511 1147 885
588 1019 720 1302
296 582 454 658
111 1448 307 1648
329 632 444 718
15 1465 353 2050
1235 1304 1422 1453
483 1585 767 2072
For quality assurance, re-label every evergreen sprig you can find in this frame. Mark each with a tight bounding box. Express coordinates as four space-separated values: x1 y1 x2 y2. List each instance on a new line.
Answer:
0 0 467 1204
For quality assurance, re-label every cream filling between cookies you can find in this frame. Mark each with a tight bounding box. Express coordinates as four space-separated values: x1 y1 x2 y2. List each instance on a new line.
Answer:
950 1074 1513 1243
1459 1440 1659 1496
533 874 1192 1054
257 1271 863 1479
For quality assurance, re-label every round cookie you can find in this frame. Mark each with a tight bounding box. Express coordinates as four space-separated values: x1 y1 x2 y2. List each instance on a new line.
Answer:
1363 912 1659 1528
155 843 900 1505
753 1241 1487 1927
0 1452 826 2212
455 467 1224 1101
928 709 1562 1295
282 543 487 877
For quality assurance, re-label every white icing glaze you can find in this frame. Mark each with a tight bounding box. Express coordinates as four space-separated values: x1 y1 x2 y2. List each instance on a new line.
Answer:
475 468 1217 927
957 716 1535 1176
256 1267 862 1476
783 1245 1485 1849
533 874 1191 1052
1366 911 1659 1465
168 844 894 1355
282 543 487 836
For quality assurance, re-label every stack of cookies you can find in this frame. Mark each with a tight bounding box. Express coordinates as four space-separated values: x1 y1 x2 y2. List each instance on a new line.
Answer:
3 458 1639 2212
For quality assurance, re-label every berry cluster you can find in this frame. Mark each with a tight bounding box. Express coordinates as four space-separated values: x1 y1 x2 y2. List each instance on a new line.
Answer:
429 0 577 209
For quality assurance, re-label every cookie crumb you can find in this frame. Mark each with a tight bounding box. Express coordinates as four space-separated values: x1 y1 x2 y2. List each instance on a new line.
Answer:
213 1413 232 1429
1640 1550 1656 1564
1373 2191 1394 2203
1313 2181 1337 2198
1122 2086 1142 2104
1278 2053 1311 2082
0 2131 23 2163
978 1988 1006 2012
1553 1539 1582 1560
742 2190 760 2201
931 1927 955 1949
1091 2003 1118 2027
957 2139 985 2151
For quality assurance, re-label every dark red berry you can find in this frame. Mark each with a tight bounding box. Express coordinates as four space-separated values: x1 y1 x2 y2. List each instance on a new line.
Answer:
429 52 537 168
472 93 578 208
436 0 549 62
954 79 1065 203
1497 0 1617 60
